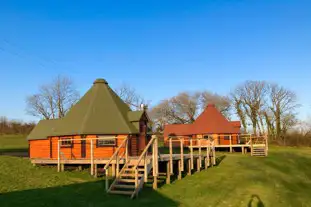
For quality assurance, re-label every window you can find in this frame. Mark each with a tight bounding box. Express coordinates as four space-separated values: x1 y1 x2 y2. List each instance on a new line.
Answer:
96 136 116 147
224 136 230 140
60 138 73 148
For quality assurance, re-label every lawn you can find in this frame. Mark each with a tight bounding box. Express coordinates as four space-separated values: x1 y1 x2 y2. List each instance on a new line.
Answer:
1 146 311 207
0 134 28 152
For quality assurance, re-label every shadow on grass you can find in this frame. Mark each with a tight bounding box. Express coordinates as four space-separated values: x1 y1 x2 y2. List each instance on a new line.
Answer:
0 180 178 207
247 194 264 207
0 148 28 157
215 155 226 166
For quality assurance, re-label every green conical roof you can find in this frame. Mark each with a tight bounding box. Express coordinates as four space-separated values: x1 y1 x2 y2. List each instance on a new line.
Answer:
28 78 144 140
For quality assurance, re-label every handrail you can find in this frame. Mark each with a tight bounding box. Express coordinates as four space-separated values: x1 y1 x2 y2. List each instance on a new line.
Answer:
103 137 128 171
133 136 157 170
103 136 128 192
131 136 157 198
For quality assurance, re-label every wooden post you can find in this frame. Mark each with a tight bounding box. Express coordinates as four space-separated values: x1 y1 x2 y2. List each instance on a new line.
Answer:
169 138 173 174
61 164 64 172
190 136 194 169
111 164 116 177
265 135 268 156
180 137 184 171
242 146 244 154
125 137 129 163
94 164 98 178
135 169 138 189
116 154 119 177
206 146 209 168
155 136 159 175
153 175 158 189
207 147 210 167
187 159 191 175
152 137 157 177
229 135 232 153
91 139 94 176
105 170 109 192
166 161 170 184
197 158 200 172
199 138 202 168
144 156 148 182
250 137 253 156
213 144 216 165
57 140 60 172
178 160 182 180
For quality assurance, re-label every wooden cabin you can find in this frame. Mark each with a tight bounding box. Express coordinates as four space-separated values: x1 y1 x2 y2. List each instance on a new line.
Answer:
27 78 150 159
163 104 241 146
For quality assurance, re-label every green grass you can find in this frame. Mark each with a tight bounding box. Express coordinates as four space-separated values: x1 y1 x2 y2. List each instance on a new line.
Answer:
0 134 28 152
1 147 311 206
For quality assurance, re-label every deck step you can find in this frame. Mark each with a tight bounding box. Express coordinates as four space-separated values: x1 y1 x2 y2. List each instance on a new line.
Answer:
124 168 145 172
114 184 135 189
117 178 136 183
109 190 133 195
119 173 143 177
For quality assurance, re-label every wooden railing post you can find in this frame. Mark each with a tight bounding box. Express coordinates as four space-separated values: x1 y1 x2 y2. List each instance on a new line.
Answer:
212 141 216 165
250 137 253 156
57 139 60 172
207 146 210 167
105 170 109 192
206 146 209 167
229 135 232 153
125 137 129 163
116 153 119 177
180 137 184 171
91 139 94 176
199 138 202 169
144 155 148 182
190 136 194 169
152 139 156 176
265 135 268 156
156 136 159 175
135 168 138 188
169 137 173 174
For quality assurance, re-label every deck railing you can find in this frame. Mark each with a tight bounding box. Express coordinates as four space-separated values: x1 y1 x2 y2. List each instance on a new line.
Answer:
132 135 158 196
168 136 216 175
103 137 129 191
57 136 129 177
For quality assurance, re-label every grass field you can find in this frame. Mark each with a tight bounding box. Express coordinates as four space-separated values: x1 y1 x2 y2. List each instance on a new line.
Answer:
0 134 28 152
1 146 311 207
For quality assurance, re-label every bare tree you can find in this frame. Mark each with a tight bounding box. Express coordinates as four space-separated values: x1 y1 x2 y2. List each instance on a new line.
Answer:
26 75 80 119
233 81 267 135
115 83 149 110
231 93 248 132
267 83 298 140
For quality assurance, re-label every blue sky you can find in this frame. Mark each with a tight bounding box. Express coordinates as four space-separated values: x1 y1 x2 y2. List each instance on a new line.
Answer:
0 0 310 121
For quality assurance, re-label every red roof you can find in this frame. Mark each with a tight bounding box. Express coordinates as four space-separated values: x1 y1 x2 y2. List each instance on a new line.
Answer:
163 124 192 138
164 104 240 136
230 121 241 128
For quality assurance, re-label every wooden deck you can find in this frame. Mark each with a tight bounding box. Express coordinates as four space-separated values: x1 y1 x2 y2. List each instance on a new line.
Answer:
30 135 267 199
31 154 205 165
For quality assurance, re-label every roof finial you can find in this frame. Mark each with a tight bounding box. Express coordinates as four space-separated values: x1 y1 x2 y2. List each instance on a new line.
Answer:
93 78 108 84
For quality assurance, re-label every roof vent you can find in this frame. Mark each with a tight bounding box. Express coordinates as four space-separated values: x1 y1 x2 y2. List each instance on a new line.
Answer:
93 78 108 85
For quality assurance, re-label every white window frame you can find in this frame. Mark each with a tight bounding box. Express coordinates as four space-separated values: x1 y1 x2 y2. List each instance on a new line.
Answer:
60 137 73 148
96 136 116 147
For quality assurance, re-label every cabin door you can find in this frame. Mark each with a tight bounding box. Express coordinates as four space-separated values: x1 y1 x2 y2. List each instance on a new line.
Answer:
81 139 86 158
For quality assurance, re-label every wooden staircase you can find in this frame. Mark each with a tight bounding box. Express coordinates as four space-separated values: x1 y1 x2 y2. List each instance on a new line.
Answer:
104 136 158 199
250 135 268 157
251 146 267 157
108 160 153 198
